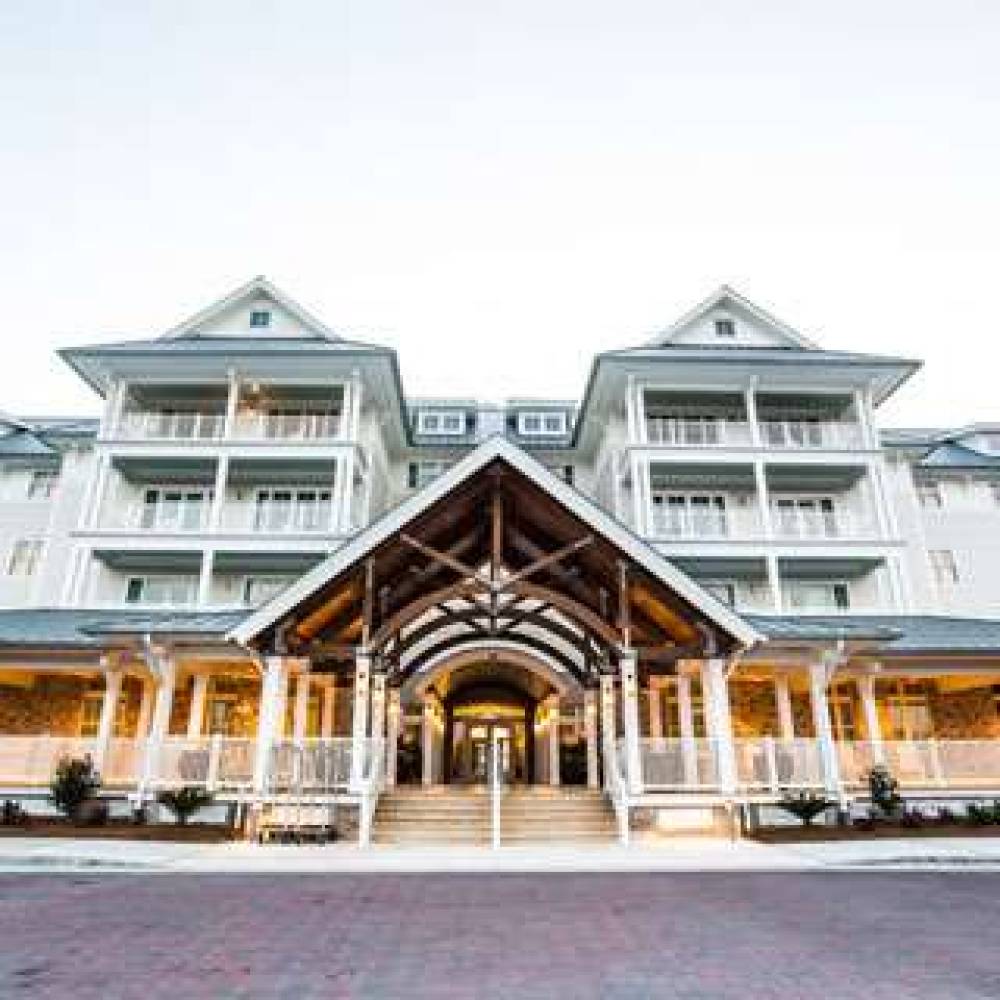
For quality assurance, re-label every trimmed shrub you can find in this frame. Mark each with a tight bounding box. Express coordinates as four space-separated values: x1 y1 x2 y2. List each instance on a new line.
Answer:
157 786 214 825
50 755 101 821
777 791 833 827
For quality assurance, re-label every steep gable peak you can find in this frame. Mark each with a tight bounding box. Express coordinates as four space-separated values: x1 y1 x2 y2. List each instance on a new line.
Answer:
646 285 818 351
163 276 338 341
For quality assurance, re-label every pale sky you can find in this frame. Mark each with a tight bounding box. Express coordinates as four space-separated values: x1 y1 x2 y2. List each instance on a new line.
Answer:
1 1 998 427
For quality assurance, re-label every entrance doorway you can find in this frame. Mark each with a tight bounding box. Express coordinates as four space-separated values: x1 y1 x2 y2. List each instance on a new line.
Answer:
449 703 531 784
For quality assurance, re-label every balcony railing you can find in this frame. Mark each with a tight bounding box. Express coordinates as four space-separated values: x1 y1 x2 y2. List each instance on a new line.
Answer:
125 501 210 533
232 412 341 441
771 507 874 540
230 500 334 534
645 417 753 447
117 412 225 441
838 739 1000 789
760 420 864 450
647 503 763 540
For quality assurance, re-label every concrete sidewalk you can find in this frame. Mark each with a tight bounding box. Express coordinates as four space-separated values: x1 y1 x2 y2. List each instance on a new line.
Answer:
1 835 1000 872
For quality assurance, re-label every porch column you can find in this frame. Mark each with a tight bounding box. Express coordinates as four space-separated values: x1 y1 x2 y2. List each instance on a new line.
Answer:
702 658 738 796
292 668 311 740
677 672 699 786
600 673 616 790
94 666 123 773
135 678 155 739
370 672 387 740
620 650 642 795
422 696 436 786
349 653 371 789
774 674 795 740
386 689 401 787
857 673 885 764
648 677 662 738
320 683 337 738
141 652 177 796
252 656 290 795
808 660 842 797
547 696 561 787
187 674 209 738
584 689 599 788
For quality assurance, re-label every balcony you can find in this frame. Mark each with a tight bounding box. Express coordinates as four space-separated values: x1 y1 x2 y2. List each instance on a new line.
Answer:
117 411 224 441
231 412 341 441
645 416 753 448
760 419 864 450
222 496 334 535
770 505 875 540
648 498 763 540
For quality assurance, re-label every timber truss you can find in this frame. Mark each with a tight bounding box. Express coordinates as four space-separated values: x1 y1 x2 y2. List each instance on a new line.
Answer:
243 456 745 685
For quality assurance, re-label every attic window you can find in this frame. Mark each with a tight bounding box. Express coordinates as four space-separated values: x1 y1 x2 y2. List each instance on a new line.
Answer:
519 412 567 436
250 310 271 329
714 318 736 338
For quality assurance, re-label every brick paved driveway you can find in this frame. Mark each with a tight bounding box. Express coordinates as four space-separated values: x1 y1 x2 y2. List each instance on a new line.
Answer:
0 872 998 999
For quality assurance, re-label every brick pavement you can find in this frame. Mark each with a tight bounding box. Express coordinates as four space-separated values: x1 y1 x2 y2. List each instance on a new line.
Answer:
0 873 997 999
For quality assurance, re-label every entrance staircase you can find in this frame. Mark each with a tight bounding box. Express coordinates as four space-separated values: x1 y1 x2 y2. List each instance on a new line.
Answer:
372 786 617 846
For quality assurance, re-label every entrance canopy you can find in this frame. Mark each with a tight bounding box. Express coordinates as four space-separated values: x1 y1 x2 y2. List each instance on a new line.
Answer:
230 437 761 684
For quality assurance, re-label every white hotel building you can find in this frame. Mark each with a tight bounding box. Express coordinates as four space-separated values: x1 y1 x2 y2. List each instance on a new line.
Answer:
1 277 999 843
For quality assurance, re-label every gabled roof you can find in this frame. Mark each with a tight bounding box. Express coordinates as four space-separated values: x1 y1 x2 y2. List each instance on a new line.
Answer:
920 442 1000 470
164 275 339 340
230 436 762 648
645 285 819 350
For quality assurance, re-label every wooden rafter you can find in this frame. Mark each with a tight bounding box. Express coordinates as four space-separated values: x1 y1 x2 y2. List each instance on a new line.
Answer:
503 535 593 588
399 533 491 588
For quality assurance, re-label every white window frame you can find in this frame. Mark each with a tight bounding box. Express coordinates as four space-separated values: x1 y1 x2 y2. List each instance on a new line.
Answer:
929 549 959 587
649 493 728 538
413 461 451 490
518 411 567 437
714 317 736 337
417 410 464 435
124 574 198 607
252 487 333 533
138 486 212 532
6 538 43 577
26 470 59 500
242 575 294 606
782 580 851 611
249 309 271 328
916 482 943 509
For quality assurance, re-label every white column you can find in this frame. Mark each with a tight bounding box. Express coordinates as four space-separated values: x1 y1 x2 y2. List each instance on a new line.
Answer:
141 653 177 795
774 674 795 740
320 683 337 738
753 460 773 540
197 549 215 607
547 697 561 787
600 673 616 789
766 554 783 612
187 674 209 738
648 678 662 738
422 696 436 786
135 678 154 739
386 689 401 787
94 667 123 771
702 658 738 795
370 672 386 739
808 660 842 797
292 669 311 739
223 368 240 439
208 454 229 533
745 385 761 447
86 452 113 530
619 650 642 795
252 656 290 795
350 653 371 789
677 673 699 786
857 673 884 762
584 689 599 788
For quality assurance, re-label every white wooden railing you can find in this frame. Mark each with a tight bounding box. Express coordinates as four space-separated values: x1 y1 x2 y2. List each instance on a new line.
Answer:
606 738 631 844
117 411 225 441
759 420 864 450
838 739 1000 790
231 412 341 441
645 417 753 447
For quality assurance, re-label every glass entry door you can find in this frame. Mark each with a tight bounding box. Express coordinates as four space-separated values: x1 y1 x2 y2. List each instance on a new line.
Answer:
470 724 512 783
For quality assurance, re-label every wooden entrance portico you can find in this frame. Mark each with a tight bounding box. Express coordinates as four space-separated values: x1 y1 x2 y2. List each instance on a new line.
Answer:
231 438 760 811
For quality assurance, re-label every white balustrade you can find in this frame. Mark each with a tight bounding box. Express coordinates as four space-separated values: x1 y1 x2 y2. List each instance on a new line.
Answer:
771 507 873 540
267 737 356 793
117 411 224 441
759 420 864 450
645 417 752 447
733 738 825 790
232 412 341 441
639 737 720 790
226 499 334 535
0 737 97 785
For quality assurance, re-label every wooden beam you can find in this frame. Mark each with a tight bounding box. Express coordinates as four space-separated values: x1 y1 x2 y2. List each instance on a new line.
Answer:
491 489 503 581
400 533 491 588
368 579 486 651
361 559 375 648
503 536 593 588
505 580 620 647
618 561 631 646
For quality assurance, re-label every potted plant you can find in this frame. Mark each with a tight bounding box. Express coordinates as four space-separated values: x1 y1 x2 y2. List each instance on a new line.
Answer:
157 786 214 826
50 754 102 824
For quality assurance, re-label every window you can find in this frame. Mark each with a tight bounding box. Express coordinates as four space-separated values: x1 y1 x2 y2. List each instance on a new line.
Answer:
408 461 452 490
249 310 271 328
649 493 728 537
658 679 706 738
253 489 332 533
917 482 943 509
989 482 1000 507
772 496 838 538
714 318 736 337
828 683 858 741
930 549 959 587
26 470 59 500
518 411 567 436
125 575 197 606
6 539 42 577
884 680 934 740
783 581 850 611
703 582 736 608
242 576 293 606
417 410 464 435
139 487 210 532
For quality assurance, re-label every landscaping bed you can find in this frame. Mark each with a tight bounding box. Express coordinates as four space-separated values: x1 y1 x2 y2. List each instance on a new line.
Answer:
0 819 237 842
751 823 1000 844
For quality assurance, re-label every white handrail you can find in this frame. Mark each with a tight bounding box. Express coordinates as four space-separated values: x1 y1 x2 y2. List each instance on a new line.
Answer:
605 738 630 844
489 729 502 849
358 737 385 847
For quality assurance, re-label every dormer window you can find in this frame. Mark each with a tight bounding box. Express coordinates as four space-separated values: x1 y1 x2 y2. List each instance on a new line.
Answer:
518 411 568 436
714 318 736 338
418 410 464 435
250 310 271 328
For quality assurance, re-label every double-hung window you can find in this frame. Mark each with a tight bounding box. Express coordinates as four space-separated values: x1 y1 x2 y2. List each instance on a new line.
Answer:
418 410 464 435
26 470 59 499
917 482 943 509
253 488 332 533
6 539 42 577
930 549 959 587
518 411 567 436
139 488 209 532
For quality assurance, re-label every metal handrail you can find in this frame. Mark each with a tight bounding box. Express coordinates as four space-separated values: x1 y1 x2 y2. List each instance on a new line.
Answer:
489 730 503 849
